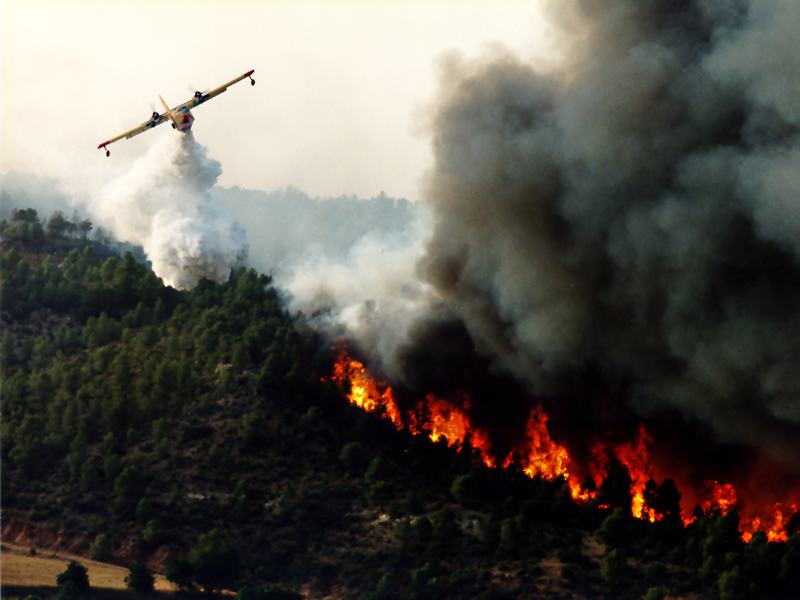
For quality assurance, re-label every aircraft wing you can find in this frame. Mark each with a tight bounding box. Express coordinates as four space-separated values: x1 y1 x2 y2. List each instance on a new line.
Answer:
98 113 168 150
181 69 255 110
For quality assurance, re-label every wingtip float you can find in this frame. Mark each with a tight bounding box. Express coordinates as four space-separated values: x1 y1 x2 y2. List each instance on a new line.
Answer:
97 70 255 157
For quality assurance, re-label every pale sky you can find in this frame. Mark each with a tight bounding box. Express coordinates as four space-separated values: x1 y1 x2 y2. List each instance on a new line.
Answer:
1 0 556 201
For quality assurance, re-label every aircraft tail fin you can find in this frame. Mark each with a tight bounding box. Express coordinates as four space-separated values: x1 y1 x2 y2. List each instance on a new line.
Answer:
159 95 170 114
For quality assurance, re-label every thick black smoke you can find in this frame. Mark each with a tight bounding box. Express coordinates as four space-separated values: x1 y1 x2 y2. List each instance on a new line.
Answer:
410 0 800 464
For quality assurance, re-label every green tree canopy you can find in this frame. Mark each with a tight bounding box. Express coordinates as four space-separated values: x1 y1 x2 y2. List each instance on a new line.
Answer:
56 561 90 592
113 464 145 509
166 559 195 591
89 533 113 562
595 455 633 513
125 564 155 594
339 441 366 475
595 507 630 549
189 528 240 593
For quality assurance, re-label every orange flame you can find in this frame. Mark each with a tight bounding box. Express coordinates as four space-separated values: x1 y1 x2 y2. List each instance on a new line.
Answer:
424 394 495 467
740 501 798 543
520 407 571 480
471 429 496 468
702 480 738 514
516 407 596 502
327 346 799 541
329 351 402 428
585 428 656 521
742 514 789 544
614 429 655 522
426 394 469 446
327 349 495 465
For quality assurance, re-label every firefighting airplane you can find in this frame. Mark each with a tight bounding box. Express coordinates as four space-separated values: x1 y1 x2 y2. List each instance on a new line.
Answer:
97 70 255 156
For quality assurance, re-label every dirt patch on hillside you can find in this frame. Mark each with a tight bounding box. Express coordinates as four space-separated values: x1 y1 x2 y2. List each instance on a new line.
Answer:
2 519 93 557
1 518 175 573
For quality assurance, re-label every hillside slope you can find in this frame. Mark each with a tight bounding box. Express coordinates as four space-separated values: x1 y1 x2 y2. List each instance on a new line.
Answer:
2 214 799 600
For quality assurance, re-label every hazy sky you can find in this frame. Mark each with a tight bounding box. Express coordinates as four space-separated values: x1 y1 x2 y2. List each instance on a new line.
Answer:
1 0 555 201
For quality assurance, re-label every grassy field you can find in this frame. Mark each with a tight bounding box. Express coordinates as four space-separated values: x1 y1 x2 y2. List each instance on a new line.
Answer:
1 544 172 591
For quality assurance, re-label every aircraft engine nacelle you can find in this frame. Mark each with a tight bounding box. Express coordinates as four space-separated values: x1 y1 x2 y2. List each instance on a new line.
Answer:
194 91 203 100
151 111 160 121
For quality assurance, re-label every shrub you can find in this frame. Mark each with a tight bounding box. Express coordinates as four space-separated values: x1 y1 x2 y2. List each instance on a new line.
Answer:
277 484 295 512
703 511 744 563
450 471 481 506
218 367 236 393
209 444 228 462
601 549 628 585
56 561 89 593
103 453 122 482
113 465 144 509
125 564 155 594
642 588 663 600
339 442 367 475
412 515 433 544
53 582 81 600
189 528 240 593
366 481 393 507
166 558 195 591
155 438 171 459
719 566 746 600
779 533 800 586
142 519 167 547
595 507 630 549
410 562 436 594
151 417 170 441
240 411 267 445
369 572 398 600
89 534 112 562
300 406 320 427
595 456 633 512
478 512 501 550
394 519 412 547
365 456 387 482
432 506 460 542
79 457 100 492
136 498 153 522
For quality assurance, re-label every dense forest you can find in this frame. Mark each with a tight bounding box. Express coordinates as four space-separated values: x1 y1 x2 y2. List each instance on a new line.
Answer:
2 208 800 600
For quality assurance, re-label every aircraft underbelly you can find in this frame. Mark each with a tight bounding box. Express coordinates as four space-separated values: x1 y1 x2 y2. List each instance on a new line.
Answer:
176 112 194 131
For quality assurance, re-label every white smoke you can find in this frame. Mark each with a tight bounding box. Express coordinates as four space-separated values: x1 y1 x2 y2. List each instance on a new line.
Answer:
94 132 248 290
281 207 438 376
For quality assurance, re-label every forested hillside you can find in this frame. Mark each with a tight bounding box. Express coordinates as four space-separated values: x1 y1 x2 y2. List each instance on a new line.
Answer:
2 209 800 600
214 186 420 277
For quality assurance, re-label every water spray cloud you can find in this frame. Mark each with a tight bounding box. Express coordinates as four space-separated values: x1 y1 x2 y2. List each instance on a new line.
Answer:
95 132 248 290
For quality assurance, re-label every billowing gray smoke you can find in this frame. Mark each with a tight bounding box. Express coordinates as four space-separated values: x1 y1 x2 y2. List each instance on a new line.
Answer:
414 0 800 462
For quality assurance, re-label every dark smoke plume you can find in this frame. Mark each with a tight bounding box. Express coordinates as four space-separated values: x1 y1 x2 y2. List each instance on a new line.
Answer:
411 0 800 464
